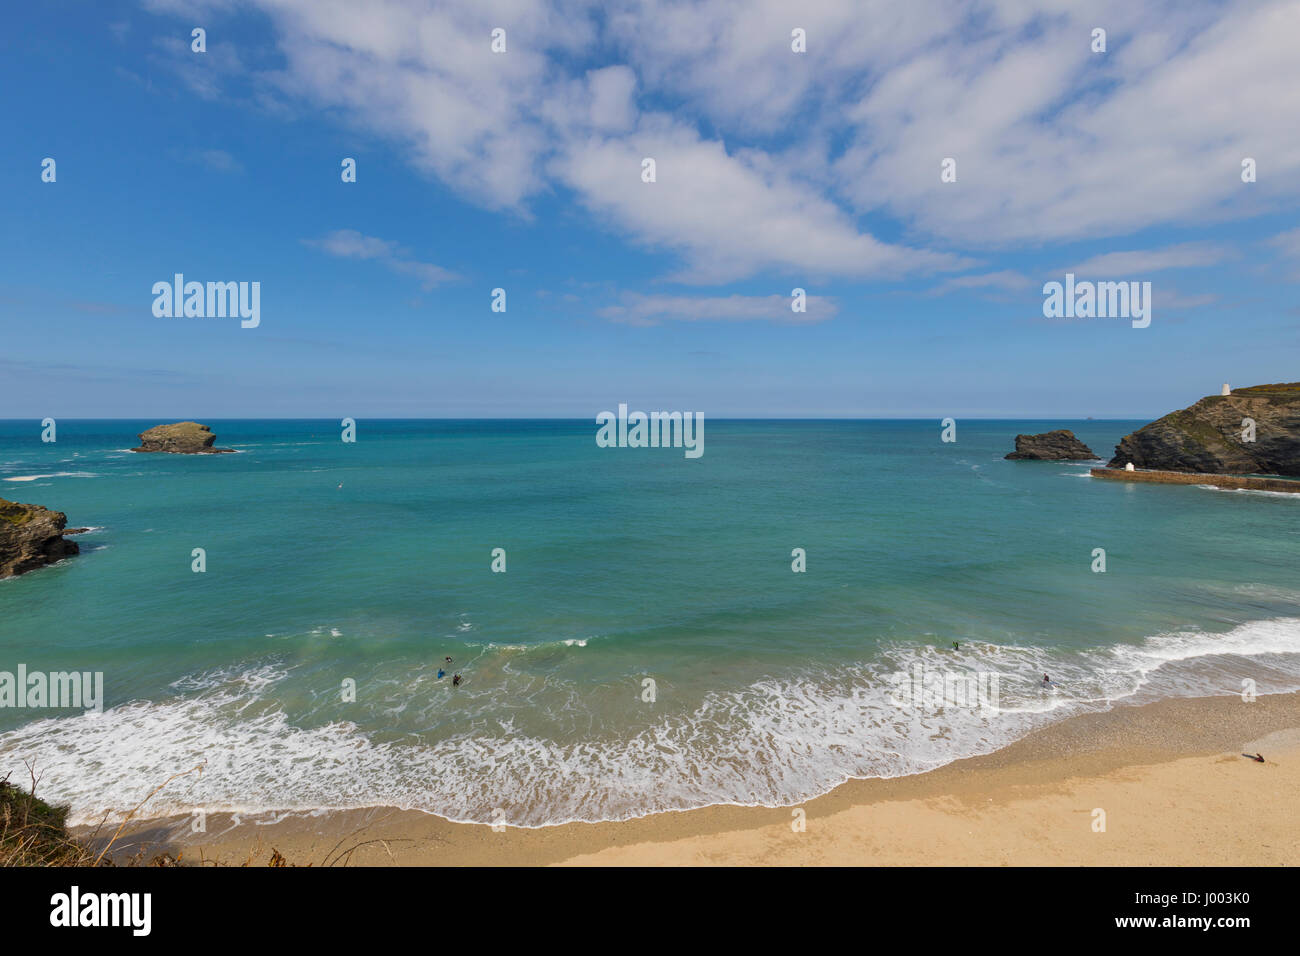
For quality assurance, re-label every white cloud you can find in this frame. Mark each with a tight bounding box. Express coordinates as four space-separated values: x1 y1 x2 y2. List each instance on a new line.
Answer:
143 0 1300 283
554 116 970 283
1269 228 1300 259
304 230 398 260
606 1 1300 245
191 148 243 173
599 292 837 325
150 32 244 100
303 229 459 289
255 0 595 210
830 0 1300 244
586 65 637 132
1268 228 1300 281
144 0 971 283
927 270 1032 296
1152 289 1217 309
1065 242 1234 277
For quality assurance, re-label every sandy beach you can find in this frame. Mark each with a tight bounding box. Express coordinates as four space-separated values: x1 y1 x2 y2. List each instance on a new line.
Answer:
84 690 1300 867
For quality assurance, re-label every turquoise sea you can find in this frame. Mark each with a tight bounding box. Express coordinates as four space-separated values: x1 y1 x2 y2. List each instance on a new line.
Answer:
2 419 1299 826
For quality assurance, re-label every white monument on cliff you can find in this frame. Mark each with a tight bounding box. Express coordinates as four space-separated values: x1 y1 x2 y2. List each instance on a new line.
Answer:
1222 383 1231 395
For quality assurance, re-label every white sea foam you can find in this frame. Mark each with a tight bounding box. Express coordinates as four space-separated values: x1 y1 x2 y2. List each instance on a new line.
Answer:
1197 484 1300 499
306 626 344 638
1230 583 1300 602
3 619 1297 828
3 472 99 482
122 448 245 455
466 636 597 652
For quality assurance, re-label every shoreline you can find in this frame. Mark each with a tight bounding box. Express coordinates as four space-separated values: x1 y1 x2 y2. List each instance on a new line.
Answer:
81 689 1300 866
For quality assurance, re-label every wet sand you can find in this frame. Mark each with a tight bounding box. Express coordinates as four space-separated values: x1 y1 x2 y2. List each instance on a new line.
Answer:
82 691 1300 866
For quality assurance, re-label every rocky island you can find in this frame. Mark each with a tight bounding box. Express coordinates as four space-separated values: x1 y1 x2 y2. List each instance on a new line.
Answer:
0 498 81 578
1005 430 1098 460
131 422 233 454
1107 383 1300 475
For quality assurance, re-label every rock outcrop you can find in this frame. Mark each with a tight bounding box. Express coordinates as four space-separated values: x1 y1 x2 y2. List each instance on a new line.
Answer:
131 422 233 454
0 498 80 578
1005 429 1098 460
1108 383 1300 475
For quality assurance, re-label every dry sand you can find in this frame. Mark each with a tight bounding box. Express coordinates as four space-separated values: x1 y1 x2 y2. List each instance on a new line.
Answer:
85 691 1300 866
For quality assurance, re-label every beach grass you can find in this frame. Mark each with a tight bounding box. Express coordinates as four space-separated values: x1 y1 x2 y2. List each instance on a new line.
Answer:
0 763 294 867
1 768 100 866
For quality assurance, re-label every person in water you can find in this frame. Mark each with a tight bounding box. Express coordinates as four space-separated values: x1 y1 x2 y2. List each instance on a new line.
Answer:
437 669 445 679
1042 673 1052 685
452 673 461 687
952 641 959 651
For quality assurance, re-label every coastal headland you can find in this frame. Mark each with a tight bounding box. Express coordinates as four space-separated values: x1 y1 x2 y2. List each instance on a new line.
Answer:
1108 383 1300 475
0 498 81 579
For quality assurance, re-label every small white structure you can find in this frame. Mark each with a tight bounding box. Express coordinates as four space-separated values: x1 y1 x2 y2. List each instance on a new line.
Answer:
1125 462 1135 471
1222 383 1231 395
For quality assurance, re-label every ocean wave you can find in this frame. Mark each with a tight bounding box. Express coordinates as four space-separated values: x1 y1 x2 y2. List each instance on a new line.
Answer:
119 448 246 455
3 618 1298 828
1229 583 1300 602
1197 484 1300 499
3 472 100 482
463 636 597 652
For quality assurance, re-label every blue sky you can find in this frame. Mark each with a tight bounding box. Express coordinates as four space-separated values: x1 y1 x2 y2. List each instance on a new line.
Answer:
2 0 1298 418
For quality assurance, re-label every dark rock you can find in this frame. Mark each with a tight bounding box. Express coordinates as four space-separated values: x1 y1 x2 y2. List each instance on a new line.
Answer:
131 422 233 454
0 498 80 578
1005 429 1098 460
1108 383 1300 475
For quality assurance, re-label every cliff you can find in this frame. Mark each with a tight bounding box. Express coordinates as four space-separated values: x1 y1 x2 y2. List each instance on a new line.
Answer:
131 422 233 454
1005 429 1097 460
1108 383 1300 475
0 498 80 578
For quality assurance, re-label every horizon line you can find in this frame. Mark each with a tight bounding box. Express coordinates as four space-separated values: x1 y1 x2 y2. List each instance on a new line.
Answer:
0 416 1152 422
